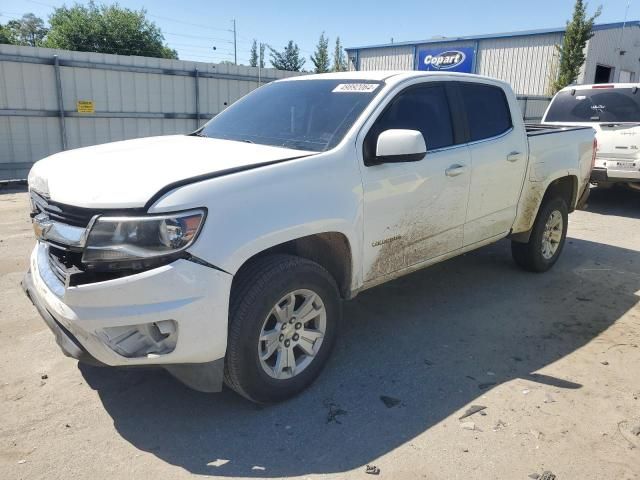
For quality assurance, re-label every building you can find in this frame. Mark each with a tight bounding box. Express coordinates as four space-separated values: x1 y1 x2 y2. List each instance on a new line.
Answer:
346 21 640 97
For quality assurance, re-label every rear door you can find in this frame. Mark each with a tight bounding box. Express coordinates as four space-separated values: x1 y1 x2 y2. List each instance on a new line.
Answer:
455 82 528 246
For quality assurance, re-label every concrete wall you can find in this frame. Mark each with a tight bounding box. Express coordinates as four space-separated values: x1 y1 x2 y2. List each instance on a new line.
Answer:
0 44 301 181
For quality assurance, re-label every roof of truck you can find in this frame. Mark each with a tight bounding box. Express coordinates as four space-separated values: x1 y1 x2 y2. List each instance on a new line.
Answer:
279 70 510 86
278 71 513 92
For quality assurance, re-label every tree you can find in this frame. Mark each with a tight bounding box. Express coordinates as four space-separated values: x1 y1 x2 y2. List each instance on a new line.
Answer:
332 36 347 72
249 40 266 68
553 0 601 93
310 32 330 73
269 40 305 71
250 39 258 67
44 2 178 59
0 24 16 44
5 13 48 46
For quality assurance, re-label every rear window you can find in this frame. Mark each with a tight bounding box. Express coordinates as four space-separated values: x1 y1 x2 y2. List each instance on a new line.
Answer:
458 83 513 141
545 88 640 123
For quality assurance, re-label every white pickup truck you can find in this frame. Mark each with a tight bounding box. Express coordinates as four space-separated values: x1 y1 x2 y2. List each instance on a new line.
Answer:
23 71 595 403
542 83 640 190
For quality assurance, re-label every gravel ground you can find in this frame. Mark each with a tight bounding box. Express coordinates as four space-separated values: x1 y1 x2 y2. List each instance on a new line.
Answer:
1 186 639 480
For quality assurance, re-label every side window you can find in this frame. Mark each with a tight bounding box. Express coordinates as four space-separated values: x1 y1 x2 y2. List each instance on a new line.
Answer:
458 83 512 142
365 84 455 159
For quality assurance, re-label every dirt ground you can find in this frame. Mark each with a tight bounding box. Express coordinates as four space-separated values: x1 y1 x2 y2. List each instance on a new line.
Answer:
0 186 639 480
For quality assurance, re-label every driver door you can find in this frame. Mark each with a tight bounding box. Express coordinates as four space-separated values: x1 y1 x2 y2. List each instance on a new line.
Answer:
359 82 471 284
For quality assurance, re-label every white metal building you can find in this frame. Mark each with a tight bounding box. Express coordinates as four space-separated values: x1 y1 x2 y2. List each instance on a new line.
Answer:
346 21 640 96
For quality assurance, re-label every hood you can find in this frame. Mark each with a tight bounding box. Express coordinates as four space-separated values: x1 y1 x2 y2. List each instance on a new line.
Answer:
28 135 314 209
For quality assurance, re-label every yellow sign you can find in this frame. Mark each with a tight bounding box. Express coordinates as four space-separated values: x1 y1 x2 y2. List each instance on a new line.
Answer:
76 100 95 114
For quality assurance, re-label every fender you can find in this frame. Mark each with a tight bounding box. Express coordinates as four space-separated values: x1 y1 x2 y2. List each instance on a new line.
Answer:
148 147 365 288
510 171 577 240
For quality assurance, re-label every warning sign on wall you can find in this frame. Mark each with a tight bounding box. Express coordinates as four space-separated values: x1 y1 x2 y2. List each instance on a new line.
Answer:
76 100 95 113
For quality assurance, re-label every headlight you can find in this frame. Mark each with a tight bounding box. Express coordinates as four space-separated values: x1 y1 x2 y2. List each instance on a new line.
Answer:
82 209 205 269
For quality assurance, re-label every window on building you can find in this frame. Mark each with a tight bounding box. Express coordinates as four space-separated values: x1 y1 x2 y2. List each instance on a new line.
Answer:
366 83 455 157
458 83 513 142
594 65 613 84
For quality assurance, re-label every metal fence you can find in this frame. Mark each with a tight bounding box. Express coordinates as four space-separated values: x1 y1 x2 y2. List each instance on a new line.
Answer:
0 45 301 181
0 46 553 182
517 95 552 123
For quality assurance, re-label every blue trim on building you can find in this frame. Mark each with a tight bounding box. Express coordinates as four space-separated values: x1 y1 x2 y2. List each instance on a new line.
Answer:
345 21 640 52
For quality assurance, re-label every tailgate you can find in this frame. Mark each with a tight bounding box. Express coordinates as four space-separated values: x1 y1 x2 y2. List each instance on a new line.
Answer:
595 123 640 161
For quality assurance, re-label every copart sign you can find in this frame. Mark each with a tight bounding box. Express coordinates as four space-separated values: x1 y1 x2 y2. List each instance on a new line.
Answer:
417 47 474 73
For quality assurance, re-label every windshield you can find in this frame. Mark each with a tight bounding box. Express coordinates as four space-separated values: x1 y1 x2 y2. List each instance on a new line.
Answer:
545 87 640 123
199 79 383 152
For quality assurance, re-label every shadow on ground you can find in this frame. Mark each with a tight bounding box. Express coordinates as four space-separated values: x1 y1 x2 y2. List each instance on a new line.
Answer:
79 205 640 477
587 185 640 219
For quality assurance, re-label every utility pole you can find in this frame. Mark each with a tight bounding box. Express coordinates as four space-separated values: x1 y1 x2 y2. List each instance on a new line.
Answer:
232 19 237 65
257 42 265 84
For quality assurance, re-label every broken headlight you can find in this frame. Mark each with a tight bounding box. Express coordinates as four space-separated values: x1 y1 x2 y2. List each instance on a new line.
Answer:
82 209 205 270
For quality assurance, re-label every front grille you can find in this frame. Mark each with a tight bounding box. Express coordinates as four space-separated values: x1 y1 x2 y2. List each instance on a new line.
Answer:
30 190 148 286
30 191 99 228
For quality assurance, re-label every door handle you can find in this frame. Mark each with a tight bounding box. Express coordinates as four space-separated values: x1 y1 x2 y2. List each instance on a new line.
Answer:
445 164 467 177
507 151 522 162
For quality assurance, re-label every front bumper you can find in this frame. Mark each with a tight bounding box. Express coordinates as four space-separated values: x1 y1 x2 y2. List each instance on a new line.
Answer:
22 242 233 392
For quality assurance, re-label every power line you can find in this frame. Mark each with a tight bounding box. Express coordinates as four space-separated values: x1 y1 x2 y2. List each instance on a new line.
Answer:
146 13 233 33
164 31 233 43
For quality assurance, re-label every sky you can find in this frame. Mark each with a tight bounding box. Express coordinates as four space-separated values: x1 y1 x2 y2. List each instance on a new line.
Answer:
0 0 637 66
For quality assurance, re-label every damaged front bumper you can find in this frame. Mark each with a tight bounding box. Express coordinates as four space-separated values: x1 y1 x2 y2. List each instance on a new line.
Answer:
22 242 232 392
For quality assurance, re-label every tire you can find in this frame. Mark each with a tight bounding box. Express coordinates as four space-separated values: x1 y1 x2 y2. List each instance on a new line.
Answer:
224 254 341 403
511 196 568 273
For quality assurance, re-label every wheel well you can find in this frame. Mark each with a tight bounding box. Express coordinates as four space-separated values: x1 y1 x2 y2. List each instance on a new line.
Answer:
544 176 578 212
233 233 353 299
510 175 577 244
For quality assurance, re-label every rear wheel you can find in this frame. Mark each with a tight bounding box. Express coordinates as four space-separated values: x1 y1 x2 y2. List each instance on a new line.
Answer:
511 197 568 273
224 254 340 403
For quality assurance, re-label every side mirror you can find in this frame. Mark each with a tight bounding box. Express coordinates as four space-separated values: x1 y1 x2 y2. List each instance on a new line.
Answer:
374 129 427 164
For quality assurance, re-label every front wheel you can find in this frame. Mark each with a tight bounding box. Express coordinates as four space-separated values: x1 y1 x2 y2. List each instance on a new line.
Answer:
511 197 568 273
224 254 340 403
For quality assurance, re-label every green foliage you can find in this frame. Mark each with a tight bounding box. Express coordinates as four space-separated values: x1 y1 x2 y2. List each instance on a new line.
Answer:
250 39 258 67
44 2 178 59
553 0 601 93
269 40 305 71
310 32 330 73
250 40 266 68
0 24 16 44
332 36 346 72
4 13 48 46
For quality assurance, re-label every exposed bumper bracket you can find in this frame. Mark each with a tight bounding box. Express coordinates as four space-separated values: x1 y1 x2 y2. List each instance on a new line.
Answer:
21 270 104 366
